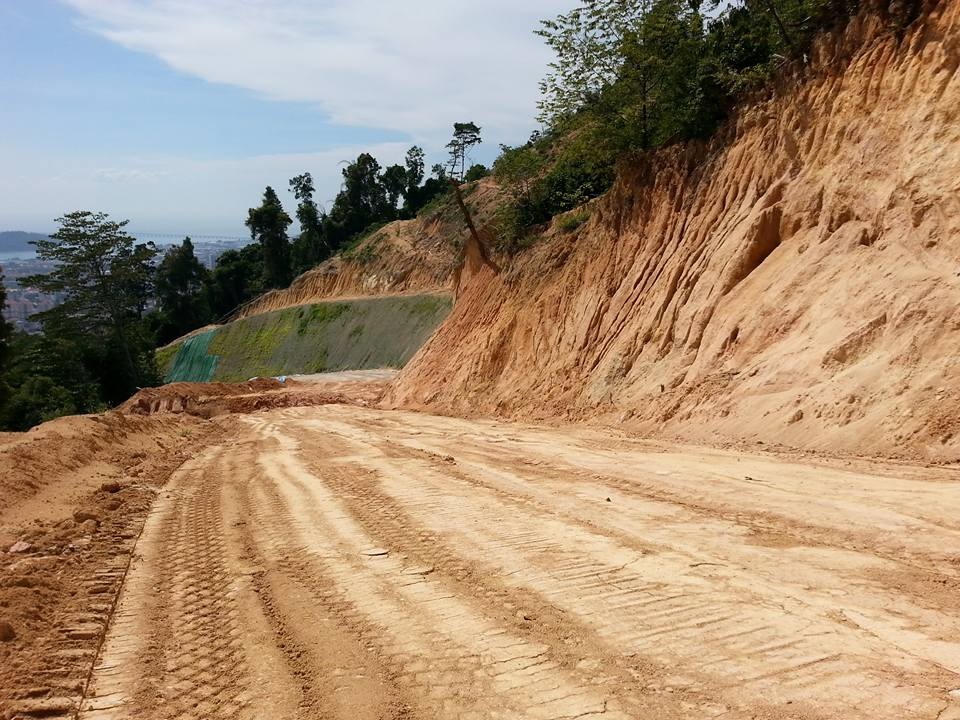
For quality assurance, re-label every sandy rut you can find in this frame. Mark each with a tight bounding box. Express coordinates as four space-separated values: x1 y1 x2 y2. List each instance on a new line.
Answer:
75 405 960 719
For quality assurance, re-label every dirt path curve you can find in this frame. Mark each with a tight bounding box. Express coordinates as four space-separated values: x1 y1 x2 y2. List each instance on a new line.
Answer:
78 406 960 719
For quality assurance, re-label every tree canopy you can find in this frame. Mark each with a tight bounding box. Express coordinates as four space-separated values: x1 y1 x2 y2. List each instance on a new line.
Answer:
446 122 483 182
153 237 211 345
21 211 159 399
492 0 867 248
246 186 293 289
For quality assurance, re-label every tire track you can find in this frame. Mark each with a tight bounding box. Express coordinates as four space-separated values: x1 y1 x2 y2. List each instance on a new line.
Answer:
246 417 630 720
294 409 958 720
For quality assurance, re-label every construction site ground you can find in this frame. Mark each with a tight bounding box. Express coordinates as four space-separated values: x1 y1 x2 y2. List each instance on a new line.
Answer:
3 382 958 720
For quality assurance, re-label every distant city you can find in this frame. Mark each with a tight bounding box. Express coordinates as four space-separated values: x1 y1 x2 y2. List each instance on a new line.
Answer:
1 233 248 333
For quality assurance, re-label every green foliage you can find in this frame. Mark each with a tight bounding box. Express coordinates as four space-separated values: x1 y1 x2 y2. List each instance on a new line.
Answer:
326 153 391 249
206 243 264 319
493 130 614 250
151 237 212 345
464 164 490 183
246 186 293 289
556 209 591 232
0 331 104 430
0 270 11 408
1 377 77 430
494 0 865 244
19 211 159 405
446 122 483 182
289 172 329 275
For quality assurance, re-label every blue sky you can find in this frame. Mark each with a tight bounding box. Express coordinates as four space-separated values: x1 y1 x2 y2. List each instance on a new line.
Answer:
1 1 564 237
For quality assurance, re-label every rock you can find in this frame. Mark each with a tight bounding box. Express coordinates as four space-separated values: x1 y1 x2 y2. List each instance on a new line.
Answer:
515 610 534 622
100 481 123 493
103 498 123 511
605 497 612 502
8 540 32 554
0 621 15 641
6 556 58 573
73 509 101 526
788 409 804 424
11 696 76 716
402 565 434 576
361 548 389 557
80 520 99 534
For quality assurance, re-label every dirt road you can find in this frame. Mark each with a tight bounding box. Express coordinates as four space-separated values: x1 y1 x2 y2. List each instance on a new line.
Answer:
78 406 960 719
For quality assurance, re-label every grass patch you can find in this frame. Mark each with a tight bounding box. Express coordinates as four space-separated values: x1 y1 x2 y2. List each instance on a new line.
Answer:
556 209 590 233
296 302 349 335
164 294 453 383
155 343 181 377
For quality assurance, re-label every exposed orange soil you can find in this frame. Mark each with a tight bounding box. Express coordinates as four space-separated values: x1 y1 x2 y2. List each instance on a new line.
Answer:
389 1 960 463
74 406 960 719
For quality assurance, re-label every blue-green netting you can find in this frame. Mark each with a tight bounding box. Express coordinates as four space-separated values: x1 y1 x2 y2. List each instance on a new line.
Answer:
164 330 219 383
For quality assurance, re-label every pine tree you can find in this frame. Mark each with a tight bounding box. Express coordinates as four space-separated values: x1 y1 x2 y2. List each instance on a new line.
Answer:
20 211 159 400
446 122 482 182
246 187 293 289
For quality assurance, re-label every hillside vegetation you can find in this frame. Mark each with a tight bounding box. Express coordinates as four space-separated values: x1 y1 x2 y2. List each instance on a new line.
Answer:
161 294 451 383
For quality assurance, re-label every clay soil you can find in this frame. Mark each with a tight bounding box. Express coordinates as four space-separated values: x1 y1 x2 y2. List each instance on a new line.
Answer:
1 399 954 719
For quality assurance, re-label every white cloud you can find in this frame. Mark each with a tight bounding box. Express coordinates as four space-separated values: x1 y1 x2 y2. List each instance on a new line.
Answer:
62 0 567 144
93 167 169 183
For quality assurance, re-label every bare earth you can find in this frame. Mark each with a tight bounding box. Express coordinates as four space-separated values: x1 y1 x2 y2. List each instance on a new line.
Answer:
75 405 960 720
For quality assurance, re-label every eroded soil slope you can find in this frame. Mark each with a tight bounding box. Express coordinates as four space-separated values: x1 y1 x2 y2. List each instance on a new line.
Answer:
74 405 960 719
390 2 960 462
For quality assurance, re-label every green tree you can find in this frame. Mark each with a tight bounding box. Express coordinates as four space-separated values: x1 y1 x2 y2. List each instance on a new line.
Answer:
206 243 264 318
20 211 159 401
464 164 490 183
289 172 328 275
246 186 293 289
0 268 10 370
0 269 12 411
381 164 408 213
326 153 390 249
0 332 103 430
153 237 211 344
404 146 426 197
535 0 648 124
446 122 483 182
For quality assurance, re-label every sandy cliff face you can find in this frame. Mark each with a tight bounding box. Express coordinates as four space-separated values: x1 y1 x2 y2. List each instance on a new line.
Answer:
390 2 960 461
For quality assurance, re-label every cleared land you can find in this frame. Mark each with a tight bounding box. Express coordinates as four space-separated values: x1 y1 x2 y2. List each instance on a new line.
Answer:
70 405 960 720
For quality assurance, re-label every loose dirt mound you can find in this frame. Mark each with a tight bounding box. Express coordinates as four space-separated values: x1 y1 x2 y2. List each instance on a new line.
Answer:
121 375 390 418
390 3 960 462
0 412 207 523
0 412 220 718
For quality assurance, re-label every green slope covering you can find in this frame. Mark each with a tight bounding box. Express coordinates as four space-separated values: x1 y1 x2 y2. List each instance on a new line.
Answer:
160 294 451 383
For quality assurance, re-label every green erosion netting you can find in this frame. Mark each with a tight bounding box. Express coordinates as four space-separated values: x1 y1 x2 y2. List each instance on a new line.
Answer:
164 330 219 383
158 294 451 383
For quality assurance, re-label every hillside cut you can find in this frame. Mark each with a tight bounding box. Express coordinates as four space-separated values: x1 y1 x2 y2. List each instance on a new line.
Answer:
390 2 960 462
